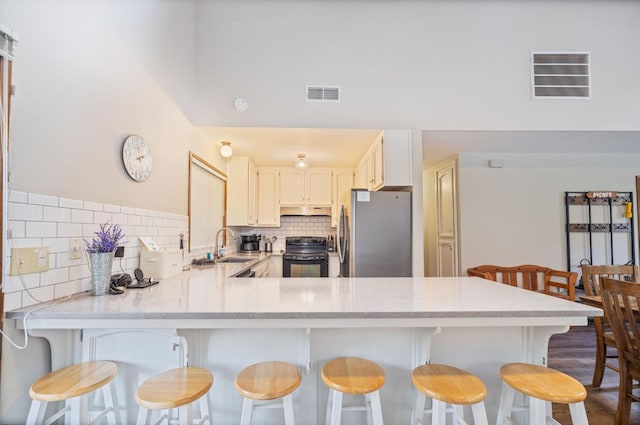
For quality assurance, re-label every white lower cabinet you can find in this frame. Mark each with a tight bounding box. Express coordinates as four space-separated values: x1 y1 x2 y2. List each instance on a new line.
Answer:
329 254 340 277
268 254 282 278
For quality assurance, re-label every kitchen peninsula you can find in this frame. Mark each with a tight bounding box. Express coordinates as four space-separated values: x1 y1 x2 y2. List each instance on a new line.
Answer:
5 270 600 425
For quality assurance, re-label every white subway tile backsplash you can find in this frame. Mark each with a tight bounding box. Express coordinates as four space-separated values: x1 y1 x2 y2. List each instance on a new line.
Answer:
58 223 84 238
9 203 43 221
3 292 22 312
59 197 84 209
71 209 94 224
26 221 57 238
6 191 190 310
22 286 55 308
3 274 40 293
40 268 70 286
28 193 59 206
8 190 28 203
8 221 26 239
93 211 112 224
84 201 104 211
104 204 121 213
43 206 71 223
111 213 128 225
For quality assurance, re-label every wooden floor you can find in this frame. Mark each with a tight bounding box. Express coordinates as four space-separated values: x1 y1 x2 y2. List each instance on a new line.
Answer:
549 321 640 424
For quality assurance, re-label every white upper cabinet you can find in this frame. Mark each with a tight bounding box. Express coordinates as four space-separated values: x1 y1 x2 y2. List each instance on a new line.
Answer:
256 167 280 227
280 168 332 207
227 156 257 226
306 168 332 206
331 168 354 227
357 130 412 190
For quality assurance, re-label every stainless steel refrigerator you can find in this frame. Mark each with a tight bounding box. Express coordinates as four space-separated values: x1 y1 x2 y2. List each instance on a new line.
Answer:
337 189 412 277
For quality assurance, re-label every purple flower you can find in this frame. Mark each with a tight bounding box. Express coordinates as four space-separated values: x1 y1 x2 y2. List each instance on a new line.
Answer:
84 222 125 253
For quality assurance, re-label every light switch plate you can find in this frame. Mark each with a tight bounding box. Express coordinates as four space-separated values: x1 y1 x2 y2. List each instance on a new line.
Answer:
69 239 83 260
10 247 50 275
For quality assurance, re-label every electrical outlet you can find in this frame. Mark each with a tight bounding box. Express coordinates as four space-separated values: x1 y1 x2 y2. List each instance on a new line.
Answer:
10 247 50 275
69 238 83 260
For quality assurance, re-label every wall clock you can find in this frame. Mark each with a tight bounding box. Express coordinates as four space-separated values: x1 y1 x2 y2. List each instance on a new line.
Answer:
122 135 152 182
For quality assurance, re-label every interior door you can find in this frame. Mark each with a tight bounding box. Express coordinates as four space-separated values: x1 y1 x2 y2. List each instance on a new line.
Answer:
435 160 459 277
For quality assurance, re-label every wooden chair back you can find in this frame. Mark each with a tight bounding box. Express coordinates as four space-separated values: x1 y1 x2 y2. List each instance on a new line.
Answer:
543 269 577 301
581 264 640 296
601 277 640 424
467 264 577 301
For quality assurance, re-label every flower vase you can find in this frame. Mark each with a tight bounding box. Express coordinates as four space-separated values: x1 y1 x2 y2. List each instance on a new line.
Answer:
89 251 114 296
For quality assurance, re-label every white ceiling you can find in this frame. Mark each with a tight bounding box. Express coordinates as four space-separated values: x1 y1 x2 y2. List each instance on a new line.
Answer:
198 127 382 168
198 128 640 169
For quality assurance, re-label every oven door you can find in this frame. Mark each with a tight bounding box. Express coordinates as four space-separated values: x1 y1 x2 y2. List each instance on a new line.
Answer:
283 255 329 278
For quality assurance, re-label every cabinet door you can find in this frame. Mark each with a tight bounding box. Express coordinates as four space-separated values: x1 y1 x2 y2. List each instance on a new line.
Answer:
247 160 257 225
372 136 384 190
257 168 280 227
356 155 370 189
227 157 256 227
331 169 353 227
269 255 283 278
280 169 305 206
306 168 332 206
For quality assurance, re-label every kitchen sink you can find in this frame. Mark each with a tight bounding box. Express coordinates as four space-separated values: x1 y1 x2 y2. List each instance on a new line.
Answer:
216 257 252 264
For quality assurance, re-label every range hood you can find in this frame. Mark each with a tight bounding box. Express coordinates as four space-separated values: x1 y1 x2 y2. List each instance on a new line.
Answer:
280 206 332 216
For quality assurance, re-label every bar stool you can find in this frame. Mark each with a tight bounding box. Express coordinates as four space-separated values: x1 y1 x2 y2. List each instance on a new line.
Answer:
26 360 120 425
235 361 302 425
411 363 488 425
135 366 213 425
496 362 588 425
321 357 385 425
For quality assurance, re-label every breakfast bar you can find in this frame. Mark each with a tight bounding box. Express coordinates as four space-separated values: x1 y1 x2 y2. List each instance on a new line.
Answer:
5 271 601 424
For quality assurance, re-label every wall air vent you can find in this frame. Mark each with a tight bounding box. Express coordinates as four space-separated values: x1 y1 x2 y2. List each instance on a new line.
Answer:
531 52 590 98
306 85 341 102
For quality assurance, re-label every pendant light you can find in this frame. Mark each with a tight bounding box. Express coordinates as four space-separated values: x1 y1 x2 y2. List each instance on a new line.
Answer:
295 154 308 168
220 141 233 158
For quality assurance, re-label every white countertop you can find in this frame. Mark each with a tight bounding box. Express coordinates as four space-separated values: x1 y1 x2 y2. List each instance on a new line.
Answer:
6 268 601 328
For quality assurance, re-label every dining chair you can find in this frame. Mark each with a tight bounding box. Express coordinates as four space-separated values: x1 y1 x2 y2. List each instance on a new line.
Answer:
600 277 640 425
581 264 640 387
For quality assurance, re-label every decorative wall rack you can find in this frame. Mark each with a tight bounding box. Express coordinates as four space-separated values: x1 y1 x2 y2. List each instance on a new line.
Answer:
565 191 635 272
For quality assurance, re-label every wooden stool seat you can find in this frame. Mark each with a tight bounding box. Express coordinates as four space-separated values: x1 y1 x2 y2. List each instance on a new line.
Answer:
27 361 119 425
236 361 302 400
497 362 588 425
500 363 587 404
412 364 487 405
235 361 301 425
322 357 385 395
136 367 213 410
135 366 213 425
412 364 488 425
30 361 118 402
322 357 385 425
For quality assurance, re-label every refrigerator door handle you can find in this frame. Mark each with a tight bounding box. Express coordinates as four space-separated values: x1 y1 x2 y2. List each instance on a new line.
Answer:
337 205 346 264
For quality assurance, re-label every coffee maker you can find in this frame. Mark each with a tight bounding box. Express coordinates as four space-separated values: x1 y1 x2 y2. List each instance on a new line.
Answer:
240 234 260 253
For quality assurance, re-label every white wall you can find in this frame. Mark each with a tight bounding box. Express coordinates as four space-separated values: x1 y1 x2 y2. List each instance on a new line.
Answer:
0 0 208 215
457 152 640 274
193 0 640 131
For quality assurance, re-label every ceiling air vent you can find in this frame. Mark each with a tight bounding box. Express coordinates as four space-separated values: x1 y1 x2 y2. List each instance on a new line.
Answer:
306 86 341 102
531 52 590 98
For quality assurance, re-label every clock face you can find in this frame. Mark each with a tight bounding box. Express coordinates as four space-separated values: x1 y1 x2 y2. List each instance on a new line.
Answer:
122 135 152 182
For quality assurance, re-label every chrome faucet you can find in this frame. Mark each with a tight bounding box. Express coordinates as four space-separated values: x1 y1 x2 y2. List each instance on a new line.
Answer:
214 227 235 259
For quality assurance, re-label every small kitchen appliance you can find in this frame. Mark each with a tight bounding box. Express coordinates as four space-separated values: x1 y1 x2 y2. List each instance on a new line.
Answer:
240 234 260 253
283 236 329 277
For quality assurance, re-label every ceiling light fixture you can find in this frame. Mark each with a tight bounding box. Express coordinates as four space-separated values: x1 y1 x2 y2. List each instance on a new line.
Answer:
220 141 233 158
295 153 308 168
